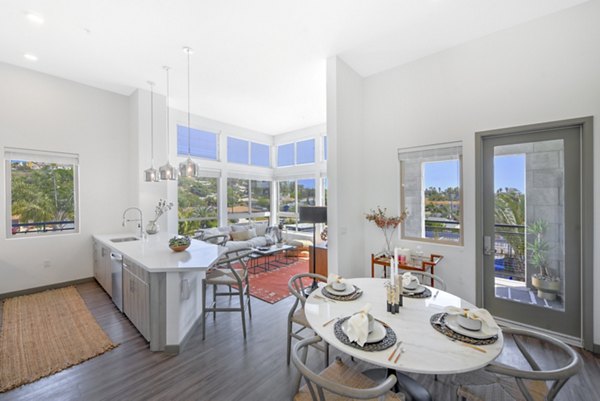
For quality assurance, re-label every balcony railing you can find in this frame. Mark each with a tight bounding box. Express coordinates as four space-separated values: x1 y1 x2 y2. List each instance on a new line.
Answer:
12 220 75 235
425 219 526 281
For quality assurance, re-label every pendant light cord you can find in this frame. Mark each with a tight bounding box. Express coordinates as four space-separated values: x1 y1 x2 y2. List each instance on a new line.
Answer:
149 82 154 167
164 66 171 159
186 48 191 156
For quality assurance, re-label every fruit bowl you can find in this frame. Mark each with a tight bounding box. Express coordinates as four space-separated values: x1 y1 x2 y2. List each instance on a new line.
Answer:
169 235 191 252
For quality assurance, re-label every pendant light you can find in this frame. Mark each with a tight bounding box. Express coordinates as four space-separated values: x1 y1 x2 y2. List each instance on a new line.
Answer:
179 46 199 178
144 81 160 182
159 66 177 181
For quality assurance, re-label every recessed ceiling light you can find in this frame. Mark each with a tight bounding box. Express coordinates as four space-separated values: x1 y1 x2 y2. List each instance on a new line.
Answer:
25 12 44 24
24 53 38 62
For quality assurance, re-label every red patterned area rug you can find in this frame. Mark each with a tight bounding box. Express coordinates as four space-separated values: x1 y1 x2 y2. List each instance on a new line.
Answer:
247 258 310 304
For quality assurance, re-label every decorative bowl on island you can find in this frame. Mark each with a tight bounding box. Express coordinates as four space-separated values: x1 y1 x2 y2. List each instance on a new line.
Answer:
169 235 191 252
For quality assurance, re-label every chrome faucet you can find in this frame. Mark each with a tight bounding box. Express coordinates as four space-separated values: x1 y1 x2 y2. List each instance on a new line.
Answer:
122 207 144 239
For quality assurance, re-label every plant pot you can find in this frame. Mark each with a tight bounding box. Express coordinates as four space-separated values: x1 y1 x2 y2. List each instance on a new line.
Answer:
532 275 561 301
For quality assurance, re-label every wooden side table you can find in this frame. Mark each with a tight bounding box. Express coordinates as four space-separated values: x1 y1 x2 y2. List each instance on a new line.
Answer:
370 253 444 287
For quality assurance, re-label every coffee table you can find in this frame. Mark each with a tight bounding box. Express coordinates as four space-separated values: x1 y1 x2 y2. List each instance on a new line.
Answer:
249 244 297 272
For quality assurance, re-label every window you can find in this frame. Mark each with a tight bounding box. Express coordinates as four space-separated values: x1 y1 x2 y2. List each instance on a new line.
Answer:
277 178 316 232
178 176 218 235
5 148 79 237
177 125 218 160
251 142 270 167
227 137 249 164
296 139 315 164
322 177 328 206
276 139 316 167
399 143 462 244
227 178 271 223
277 143 294 167
323 136 328 161
227 137 270 167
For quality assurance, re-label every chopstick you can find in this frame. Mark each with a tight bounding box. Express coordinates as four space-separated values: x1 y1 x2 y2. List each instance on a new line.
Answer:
387 341 403 361
394 348 405 363
322 317 338 327
460 342 487 353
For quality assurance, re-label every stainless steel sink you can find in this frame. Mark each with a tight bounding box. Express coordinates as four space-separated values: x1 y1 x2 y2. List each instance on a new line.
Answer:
110 237 139 243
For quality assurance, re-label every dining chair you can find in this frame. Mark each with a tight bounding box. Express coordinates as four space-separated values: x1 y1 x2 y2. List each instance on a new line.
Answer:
398 269 446 291
454 327 581 401
202 248 253 340
292 336 405 401
287 273 329 367
202 233 229 246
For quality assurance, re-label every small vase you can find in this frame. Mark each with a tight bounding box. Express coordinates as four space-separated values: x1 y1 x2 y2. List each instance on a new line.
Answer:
146 220 159 235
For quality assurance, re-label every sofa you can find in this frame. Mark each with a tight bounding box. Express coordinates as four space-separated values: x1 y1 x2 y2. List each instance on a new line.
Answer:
197 223 276 252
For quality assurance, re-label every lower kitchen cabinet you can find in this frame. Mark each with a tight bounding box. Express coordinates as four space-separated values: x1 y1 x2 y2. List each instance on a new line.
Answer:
93 241 112 296
123 258 150 341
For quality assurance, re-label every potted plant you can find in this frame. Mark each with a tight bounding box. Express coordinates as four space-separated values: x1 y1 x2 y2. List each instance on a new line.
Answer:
528 219 560 300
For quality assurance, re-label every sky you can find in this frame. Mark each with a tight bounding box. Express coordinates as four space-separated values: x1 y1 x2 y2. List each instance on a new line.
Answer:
423 155 525 192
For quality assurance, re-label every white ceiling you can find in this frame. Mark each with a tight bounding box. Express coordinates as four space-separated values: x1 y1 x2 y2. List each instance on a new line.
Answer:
0 0 589 134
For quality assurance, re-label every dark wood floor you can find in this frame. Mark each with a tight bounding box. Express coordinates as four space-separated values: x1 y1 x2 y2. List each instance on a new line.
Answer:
1 281 599 401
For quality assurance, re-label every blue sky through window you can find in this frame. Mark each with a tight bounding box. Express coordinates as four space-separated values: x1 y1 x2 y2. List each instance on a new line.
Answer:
423 159 459 189
494 154 525 192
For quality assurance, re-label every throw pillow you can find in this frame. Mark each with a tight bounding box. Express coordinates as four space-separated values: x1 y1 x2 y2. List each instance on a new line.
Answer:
230 229 251 241
254 223 268 236
247 228 257 239
231 224 249 232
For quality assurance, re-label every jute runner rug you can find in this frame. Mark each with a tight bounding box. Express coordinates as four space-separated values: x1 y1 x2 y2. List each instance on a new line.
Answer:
0 286 117 393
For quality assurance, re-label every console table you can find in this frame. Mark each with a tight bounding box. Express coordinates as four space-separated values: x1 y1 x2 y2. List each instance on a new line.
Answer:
371 253 443 286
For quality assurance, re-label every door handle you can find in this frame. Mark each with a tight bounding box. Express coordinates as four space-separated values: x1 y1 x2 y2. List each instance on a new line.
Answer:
483 236 494 256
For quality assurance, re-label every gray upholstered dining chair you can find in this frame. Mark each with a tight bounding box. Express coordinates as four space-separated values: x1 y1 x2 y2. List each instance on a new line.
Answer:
202 248 253 340
398 269 447 291
287 273 329 367
291 336 405 401
454 327 581 401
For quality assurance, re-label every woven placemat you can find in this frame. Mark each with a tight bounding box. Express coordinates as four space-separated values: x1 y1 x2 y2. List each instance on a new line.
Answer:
333 316 396 351
403 287 432 299
321 286 363 301
430 313 498 346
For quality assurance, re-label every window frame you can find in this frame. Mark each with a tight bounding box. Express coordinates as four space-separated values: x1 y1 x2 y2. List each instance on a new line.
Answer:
399 142 464 246
5 148 80 239
277 177 316 232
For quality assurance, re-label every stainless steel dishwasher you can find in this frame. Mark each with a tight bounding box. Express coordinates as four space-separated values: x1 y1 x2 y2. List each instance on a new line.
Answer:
110 252 123 312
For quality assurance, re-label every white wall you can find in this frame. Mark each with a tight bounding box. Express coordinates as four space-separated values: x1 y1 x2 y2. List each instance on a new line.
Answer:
343 1 599 342
327 57 366 277
0 62 131 294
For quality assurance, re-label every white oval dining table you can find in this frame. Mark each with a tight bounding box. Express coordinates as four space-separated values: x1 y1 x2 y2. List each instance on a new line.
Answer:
305 278 504 375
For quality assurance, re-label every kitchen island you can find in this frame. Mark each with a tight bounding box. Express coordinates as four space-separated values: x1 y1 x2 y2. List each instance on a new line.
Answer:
93 232 224 353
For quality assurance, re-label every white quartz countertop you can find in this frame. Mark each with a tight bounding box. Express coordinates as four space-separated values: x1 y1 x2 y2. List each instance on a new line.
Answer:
93 232 224 273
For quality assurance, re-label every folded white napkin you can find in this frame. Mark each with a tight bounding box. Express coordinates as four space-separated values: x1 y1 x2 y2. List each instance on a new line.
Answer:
327 274 345 285
444 306 500 330
346 303 371 347
402 272 419 288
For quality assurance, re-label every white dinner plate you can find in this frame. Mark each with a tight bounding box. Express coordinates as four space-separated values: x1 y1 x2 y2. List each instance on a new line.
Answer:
445 314 498 339
326 284 356 296
403 285 426 295
341 319 386 344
